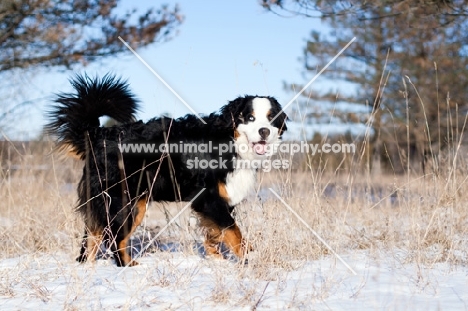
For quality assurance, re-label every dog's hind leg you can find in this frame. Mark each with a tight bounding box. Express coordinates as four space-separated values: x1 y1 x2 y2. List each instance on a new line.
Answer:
76 228 103 263
110 197 147 267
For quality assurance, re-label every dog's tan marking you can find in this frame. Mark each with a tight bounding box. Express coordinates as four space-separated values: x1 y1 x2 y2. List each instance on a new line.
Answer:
199 216 223 258
218 182 230 202
220 224 245 258
132 197 148 229
117 197 148 266
86 229 103 262
199 215 250 258
57 143 82 160
117 238 135 266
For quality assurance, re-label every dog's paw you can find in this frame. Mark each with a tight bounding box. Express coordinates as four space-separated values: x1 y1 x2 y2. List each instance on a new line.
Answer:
127 260 139 267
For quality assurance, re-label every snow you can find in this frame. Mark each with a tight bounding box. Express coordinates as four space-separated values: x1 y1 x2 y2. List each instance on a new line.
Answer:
1 250 467 310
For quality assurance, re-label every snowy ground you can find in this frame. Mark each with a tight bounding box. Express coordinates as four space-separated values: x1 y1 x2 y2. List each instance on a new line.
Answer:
1 247 467 310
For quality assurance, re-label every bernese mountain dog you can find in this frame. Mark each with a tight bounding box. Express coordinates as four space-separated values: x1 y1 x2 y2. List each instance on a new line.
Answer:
46 74 287 267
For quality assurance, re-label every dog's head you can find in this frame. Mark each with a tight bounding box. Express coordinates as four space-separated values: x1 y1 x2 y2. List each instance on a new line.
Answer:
220 96 288 160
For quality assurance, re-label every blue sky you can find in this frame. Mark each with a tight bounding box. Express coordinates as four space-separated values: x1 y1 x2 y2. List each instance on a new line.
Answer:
4 1 359 140
116 0 316 118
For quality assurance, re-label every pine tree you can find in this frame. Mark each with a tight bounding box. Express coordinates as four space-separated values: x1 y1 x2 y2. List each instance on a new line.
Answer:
263 0 468 173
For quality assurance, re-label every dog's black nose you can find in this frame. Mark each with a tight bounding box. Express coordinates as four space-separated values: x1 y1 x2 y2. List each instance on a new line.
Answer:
259 127 270 139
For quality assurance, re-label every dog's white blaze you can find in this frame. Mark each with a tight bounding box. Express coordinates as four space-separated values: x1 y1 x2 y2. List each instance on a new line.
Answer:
225 168 256 206
252 97 272 124
235 97 281 160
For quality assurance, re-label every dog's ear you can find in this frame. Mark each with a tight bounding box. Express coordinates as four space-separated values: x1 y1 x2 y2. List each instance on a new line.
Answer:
268 97 288 136
219 96 250 128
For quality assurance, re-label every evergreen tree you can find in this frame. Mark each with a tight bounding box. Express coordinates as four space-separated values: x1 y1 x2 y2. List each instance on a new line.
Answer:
263 0 468 173
0 0 183 127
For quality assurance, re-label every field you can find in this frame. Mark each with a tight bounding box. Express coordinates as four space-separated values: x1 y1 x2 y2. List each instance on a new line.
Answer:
1 141 467 310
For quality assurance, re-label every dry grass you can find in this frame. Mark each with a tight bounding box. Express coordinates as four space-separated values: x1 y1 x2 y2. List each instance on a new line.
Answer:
0 144 82 258
1 139 467 267
1 132 468 309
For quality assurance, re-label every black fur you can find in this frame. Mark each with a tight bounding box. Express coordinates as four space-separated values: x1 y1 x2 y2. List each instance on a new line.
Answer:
46 74 287 266
45 74 140 159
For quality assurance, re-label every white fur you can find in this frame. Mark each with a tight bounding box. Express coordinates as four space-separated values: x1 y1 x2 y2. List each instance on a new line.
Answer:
252 97 272 123
225 97 284 205
236 97 281 160
225 167 256 206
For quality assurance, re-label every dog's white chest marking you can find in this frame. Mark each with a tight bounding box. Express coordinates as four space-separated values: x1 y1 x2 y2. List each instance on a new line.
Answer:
225 168 256 206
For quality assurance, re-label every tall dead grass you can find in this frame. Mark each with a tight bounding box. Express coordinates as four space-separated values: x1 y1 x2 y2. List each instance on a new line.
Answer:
0 141 82 258
1 135 467 269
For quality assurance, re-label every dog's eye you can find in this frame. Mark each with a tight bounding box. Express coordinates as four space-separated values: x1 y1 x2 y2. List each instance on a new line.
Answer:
248 115 255 122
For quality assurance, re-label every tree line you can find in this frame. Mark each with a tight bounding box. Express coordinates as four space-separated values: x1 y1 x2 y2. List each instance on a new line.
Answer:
2 0 468 175
262 0 468 175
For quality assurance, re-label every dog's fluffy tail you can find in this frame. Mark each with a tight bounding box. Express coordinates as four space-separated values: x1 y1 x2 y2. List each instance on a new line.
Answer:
45 74 139 159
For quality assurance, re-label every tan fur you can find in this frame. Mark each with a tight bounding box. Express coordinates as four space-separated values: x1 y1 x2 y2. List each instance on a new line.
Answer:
117 197 147 266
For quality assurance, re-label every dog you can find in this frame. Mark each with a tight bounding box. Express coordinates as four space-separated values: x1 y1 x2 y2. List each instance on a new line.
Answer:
46 74 287 266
